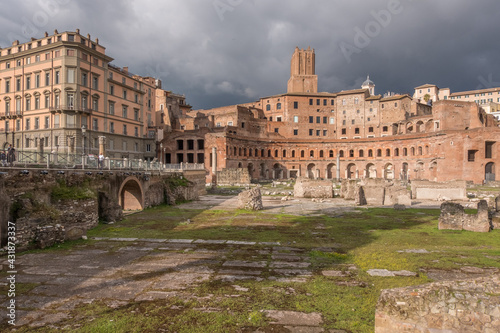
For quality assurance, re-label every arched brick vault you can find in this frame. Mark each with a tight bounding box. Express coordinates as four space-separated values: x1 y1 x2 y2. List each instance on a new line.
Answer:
118 176 144 211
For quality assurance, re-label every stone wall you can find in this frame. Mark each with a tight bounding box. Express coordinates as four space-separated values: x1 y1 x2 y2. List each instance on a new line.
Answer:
438 200 491 232
216 168 251 186
0 177 10 246
411 180 467 200
375 275 500 333
492 196 500 229
294 178 333 198
342 178 411 206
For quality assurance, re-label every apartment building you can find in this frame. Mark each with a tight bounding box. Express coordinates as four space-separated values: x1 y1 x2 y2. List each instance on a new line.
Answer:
0 29 177 160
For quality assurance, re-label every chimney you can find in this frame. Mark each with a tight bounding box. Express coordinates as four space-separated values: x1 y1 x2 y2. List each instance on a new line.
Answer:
54 29 58 34
95 38 99 44
12 40 19 46
123 67 128 74
76 28 80 34
44 32 48 37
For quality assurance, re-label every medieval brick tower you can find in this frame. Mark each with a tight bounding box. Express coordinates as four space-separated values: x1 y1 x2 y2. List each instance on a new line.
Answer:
287 46 318 93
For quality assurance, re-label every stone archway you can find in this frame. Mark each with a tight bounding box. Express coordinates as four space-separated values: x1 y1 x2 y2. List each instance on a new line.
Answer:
485 162 495 182
118 177 144 211
366 163 377 178
247 163 254 180
346 163 357 179
401 163 409 181
307 163 316 179
384 163 394 180
326 163 336 179
273 163 283 179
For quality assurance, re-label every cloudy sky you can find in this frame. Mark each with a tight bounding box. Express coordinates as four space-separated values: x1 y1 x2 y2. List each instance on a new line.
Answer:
1 0 500 109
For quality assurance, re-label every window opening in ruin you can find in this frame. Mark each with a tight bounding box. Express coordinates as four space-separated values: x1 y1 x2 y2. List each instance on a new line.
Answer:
468 150 477 162
187 140 194 150
177 140 184 150
349 150 354 157
359 150 364 157
329 150 334 158
368 149 373 157
377 149 382 157
485 141 494 159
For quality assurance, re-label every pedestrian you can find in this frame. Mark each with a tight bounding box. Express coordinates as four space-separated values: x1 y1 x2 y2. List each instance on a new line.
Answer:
7 146 15 167
98 153 104 170
0 151 6 167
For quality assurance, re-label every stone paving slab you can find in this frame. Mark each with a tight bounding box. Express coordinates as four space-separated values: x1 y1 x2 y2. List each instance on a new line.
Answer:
264 310 323 326
226 240 257 245
194 239 227 244
218 269 263 276
222 260 268 268
167 239 194 243
270 261 311 269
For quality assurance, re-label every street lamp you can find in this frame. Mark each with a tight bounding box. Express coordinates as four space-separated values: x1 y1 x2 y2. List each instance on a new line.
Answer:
81 125 86 155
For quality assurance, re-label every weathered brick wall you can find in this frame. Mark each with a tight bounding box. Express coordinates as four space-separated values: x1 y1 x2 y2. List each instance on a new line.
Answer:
375 275 500 333
294 178 333 198
216 168 251 185
439 200 491 232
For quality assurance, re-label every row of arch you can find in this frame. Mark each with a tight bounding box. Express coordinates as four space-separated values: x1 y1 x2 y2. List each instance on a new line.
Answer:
227 145 433 160
236 160 440 181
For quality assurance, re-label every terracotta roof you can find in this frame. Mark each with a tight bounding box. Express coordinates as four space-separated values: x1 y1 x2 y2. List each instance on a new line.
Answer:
449 87 500 96
415 84 438 89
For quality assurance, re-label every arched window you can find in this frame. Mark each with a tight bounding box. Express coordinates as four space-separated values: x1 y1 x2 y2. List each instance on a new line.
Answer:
283 150 287 158
292 150 296 158
239 148 242 156
339 150 344 158
359 150 364 158
403 148 408 156
394 148 399 156
377 149 382 157
411 147 415 156
320 150 324 158
310 150 315 157
349 150 354 157
418 146 423 155
274 150 278 158
368 149 373 157
243 148 247 156
268 149 271 157
386 149 391 157
255 148 259 157
425 146 429 155
249 149 252 157
234 147 237 156
261 149 265 157
329 150 334 158
301 150 305 158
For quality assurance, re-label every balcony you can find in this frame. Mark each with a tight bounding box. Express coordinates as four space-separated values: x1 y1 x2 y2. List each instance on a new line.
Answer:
49 105 92 114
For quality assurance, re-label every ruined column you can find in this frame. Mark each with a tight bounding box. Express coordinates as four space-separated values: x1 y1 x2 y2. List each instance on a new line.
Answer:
98 136 106 156
212 147 217 185
336 154 340 180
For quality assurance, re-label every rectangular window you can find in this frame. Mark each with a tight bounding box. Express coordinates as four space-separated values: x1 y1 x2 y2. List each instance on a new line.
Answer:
109 102 115 115
316 99 320 105
110 85 114 95
35 97 40 110
355 128 360 134
81 72 87 86
26 76 31 90
67 68 75 83
45 95 50 108
341 128 346 135
123 125 127 136
485 142 494 159
368 127 374 133
5 80 10 93
316 130 320 136
274 128 279 133
323 130 327 136
55 71 60 84
309 129 313 136
293 129 298 136
123 90 127 99
16 78 21 91
323 99 327 106
293 115 299 123
54 115 60 128
44 116 49 129
45 72 50 86
323 116 327 124
329 117 334 124
294 101 298 109
110 122 114 133
35 74 40 88
309 116 313 123
92 118 98 131
25 118 30 130
468 150 477 162
92 76 98 90
316 116 320 123
309 99 313 105
134 109 139 121
122 106 128 118
134 127 139 137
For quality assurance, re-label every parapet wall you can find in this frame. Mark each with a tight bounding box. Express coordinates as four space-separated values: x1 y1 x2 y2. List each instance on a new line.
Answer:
375 275 500 333
411 180 467 200
216 168 251 185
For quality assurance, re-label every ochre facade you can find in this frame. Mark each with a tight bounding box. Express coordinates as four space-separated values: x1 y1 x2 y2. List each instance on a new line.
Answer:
161 48 500 185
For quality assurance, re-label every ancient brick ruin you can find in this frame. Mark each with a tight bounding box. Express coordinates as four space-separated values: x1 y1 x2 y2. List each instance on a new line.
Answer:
158 48 499 186
375 275 500 333
438 200 491 232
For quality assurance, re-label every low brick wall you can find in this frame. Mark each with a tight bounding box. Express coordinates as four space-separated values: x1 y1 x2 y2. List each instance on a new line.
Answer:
439 200 491 232
411 180 467 200
216 168 251 186
375 275 500 333
294 178 333 198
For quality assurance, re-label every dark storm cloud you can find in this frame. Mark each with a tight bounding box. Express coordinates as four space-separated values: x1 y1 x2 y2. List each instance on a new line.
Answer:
2 0 500 108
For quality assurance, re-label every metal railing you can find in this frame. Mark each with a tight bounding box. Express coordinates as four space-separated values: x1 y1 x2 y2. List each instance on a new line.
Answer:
1 150 205 172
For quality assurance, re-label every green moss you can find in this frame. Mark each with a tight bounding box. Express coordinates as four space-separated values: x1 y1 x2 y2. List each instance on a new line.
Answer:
50 180 96 201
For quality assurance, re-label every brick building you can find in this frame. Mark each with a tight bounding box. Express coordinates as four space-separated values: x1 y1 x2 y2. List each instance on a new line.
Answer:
160 47 499 185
